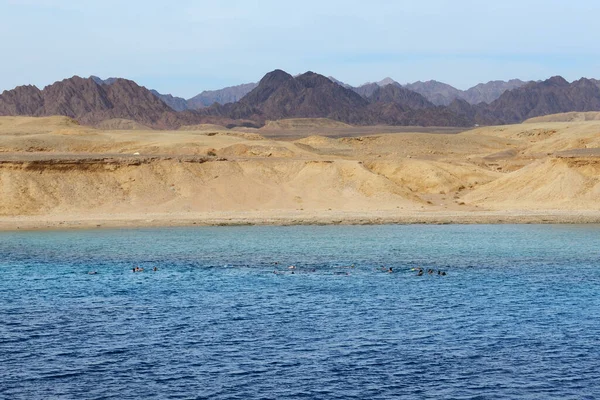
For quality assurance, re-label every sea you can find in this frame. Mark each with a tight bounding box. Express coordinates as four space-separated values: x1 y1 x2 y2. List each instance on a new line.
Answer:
1 224 599 399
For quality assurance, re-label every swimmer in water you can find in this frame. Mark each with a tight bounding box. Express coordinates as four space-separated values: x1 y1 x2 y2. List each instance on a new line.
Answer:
153 267 158 271
417 269 424 276
388 267 393 273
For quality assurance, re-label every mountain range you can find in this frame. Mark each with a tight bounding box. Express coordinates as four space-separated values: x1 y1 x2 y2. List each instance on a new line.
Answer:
93 74 531 113
2 70 600 129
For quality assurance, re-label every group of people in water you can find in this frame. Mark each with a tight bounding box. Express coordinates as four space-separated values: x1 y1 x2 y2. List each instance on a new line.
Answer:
412 267 447 276
88 264 447 276
271 264 447 276
273 265 318 275
89 263 448 276
132 266 158 272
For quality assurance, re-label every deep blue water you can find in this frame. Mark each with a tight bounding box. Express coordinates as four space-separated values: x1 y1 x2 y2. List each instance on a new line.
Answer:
1 224 599 399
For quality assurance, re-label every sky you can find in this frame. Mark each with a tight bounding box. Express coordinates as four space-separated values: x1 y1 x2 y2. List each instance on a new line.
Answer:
1 0 599 98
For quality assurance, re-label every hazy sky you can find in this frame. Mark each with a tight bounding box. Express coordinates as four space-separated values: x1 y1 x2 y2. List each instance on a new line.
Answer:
1 0 599 98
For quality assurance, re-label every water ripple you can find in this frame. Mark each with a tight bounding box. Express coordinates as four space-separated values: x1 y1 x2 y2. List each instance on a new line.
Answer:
1 225 599 399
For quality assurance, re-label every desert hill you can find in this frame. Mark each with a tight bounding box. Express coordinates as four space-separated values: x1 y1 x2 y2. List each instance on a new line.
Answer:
1 115 599 229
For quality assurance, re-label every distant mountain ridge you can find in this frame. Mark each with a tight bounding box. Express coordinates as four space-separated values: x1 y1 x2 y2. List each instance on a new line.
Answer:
91 74 529 112
92 76 258 112
200 70 372 124
149 90 189 112
196 70 472 126
344 78 530 106
2 71 600 129
187 82 258 109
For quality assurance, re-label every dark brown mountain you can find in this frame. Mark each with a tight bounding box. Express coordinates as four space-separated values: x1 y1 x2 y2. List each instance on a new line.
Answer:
368 84 434 110
367 102 471 126
4 71 600 130
446 98 501 126
0 76 186 128
485 76 600 124
0 85 44 115
364 84 473 126
204 70 373 124
91 75 190 112
201 70 473 126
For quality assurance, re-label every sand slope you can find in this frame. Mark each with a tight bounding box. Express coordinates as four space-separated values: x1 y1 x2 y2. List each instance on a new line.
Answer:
524 112 600 123
0 158 423 216
1 116 600 227
464 157 600 210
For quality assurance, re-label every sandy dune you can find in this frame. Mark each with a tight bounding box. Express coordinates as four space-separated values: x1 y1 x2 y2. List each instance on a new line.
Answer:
1 116 599 229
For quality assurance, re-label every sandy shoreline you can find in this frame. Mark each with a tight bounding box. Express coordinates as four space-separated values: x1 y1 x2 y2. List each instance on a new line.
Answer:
1 210 600 231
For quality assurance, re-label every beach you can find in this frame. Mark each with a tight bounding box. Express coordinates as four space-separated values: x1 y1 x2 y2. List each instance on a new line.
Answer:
2 210 600 231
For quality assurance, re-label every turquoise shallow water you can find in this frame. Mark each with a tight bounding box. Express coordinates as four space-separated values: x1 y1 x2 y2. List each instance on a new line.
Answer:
1 224 599 399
